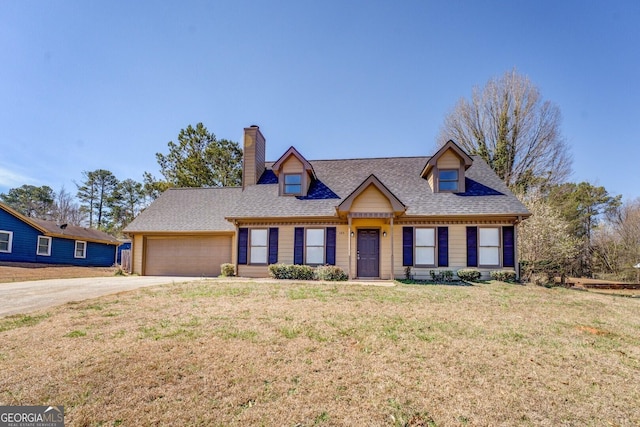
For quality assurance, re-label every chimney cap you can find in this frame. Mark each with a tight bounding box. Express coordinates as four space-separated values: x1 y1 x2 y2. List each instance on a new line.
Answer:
249 124 259 128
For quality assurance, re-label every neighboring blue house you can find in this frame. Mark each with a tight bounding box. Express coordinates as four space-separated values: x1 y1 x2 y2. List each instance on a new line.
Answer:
0 202 120 267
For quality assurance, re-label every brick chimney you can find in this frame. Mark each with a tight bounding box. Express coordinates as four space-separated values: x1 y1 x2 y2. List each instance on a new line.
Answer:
243 125 266 188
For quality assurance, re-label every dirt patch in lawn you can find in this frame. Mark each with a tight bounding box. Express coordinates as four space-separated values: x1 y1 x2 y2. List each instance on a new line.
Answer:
0 262 118 283
1 281 639 426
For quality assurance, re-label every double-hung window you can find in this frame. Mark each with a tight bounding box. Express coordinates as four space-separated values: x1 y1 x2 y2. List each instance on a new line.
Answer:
37 236 52 256
284 174 302 195
305 229 325 265
250 229 268 264
415 228 436 266
0 231 13 253
438 169 458 191
478 228 500 266
74 241 87 259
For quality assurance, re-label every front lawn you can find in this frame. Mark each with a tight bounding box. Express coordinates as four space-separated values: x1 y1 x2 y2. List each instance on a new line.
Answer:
0 280 638 426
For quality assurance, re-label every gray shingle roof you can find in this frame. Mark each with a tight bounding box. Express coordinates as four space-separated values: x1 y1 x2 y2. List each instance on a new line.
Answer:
31 218 120 244
125 156 529 232
124 187 242 232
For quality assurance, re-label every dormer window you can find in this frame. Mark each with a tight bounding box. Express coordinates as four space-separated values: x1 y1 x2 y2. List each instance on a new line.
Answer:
284 174 302 195
438 170 459 192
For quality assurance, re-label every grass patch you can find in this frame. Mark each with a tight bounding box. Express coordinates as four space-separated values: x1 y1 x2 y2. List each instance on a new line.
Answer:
0 280 638 425
0 313 50 332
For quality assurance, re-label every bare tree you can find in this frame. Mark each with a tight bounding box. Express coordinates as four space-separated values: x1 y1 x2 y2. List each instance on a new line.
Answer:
54 186 85 226
437 69 572 191
592 198 640 280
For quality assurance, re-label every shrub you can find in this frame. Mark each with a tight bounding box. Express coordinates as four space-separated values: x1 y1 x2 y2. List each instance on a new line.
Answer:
457 269 482 282
316 265 348 281
429 270 454 283
220 263 236 277
490 270 517 282
268 264 315 280
404 266 413 280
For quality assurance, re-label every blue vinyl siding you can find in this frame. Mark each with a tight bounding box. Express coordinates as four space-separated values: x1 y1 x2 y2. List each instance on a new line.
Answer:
0 209 116 266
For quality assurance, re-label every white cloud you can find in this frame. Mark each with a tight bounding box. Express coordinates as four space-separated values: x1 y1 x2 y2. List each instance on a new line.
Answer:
0 164 37 192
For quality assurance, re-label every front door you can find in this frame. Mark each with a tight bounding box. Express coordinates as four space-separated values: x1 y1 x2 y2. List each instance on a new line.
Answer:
357 229 379 278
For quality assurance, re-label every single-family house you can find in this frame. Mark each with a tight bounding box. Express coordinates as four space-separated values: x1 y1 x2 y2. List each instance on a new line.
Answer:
124 125 530 279
0 202 120 267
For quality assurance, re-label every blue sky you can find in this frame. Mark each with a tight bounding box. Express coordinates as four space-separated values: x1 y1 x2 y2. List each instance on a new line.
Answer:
1 1 639 200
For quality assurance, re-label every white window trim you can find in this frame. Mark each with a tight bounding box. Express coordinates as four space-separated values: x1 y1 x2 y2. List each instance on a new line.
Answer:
415 227 436 267
249 229 268 265
0 230 13 253
37 236 52 256
305 228 325 265
74 240 87 259
478 227 500 267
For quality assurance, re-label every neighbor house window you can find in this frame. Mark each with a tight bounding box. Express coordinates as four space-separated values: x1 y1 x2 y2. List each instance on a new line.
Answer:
478 228 500 266
284 174 302 195
37 236 52 256
0 231 13 253
250 229 268 264
438 169 458 191
305 228 325 265
74 241 87 258
415 228 436 266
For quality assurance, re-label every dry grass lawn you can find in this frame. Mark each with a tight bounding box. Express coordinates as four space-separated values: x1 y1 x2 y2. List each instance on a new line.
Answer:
0 280 639 426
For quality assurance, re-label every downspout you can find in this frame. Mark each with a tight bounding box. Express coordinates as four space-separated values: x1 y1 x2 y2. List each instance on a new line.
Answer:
234 220 240 277
347 216 352 280
515 216 522 280
389 216 394 280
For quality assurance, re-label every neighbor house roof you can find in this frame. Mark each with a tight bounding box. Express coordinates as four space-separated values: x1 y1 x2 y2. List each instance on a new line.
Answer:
0 202 120 245
125 155 529 233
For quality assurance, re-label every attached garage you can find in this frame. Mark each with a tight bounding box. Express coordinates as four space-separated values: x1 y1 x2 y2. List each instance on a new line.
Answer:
144 235 232 276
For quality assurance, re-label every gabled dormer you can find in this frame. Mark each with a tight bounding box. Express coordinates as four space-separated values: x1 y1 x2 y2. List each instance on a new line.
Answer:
271 146 317 196
421 140 473 193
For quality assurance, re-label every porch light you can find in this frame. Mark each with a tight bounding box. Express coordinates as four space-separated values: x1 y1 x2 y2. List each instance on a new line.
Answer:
383 231 387 237
350 231 354 237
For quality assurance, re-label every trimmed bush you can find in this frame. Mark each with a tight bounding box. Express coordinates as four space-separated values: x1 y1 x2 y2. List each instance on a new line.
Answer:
268 264 315 280
490 270 517 282
429 270 454 283
220 263 236 277
316 265 348 281
457 269 482 282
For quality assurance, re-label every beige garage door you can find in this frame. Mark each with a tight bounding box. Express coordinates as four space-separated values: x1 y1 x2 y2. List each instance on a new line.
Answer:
145 236 232 276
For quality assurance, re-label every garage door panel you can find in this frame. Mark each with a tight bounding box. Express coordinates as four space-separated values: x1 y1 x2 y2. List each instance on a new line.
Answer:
145 236 231 276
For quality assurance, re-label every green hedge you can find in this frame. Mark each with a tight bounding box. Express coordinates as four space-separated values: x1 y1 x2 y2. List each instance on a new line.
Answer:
220 263 236 277
267 264 348 281
316 265 348 281
456 269 482 282
490 270 517 282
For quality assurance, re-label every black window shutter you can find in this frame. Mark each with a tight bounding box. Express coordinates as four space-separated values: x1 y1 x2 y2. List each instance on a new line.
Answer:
268 228 279 265
294 227 304 265
325 227 336 265
466 226 478 267
238 228 248 265
402 227 414 266
437 227 449 267
502 226 515 268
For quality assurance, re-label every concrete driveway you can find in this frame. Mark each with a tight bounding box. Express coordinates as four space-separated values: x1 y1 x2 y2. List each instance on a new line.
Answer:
0 276 200 317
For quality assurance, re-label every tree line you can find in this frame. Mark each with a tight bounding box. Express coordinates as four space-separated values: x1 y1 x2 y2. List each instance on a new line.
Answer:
0 123 243 236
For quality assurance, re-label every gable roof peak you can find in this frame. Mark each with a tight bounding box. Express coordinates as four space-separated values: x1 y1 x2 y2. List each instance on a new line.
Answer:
421 140 474 178
271 146 316 179
336 173 406 216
